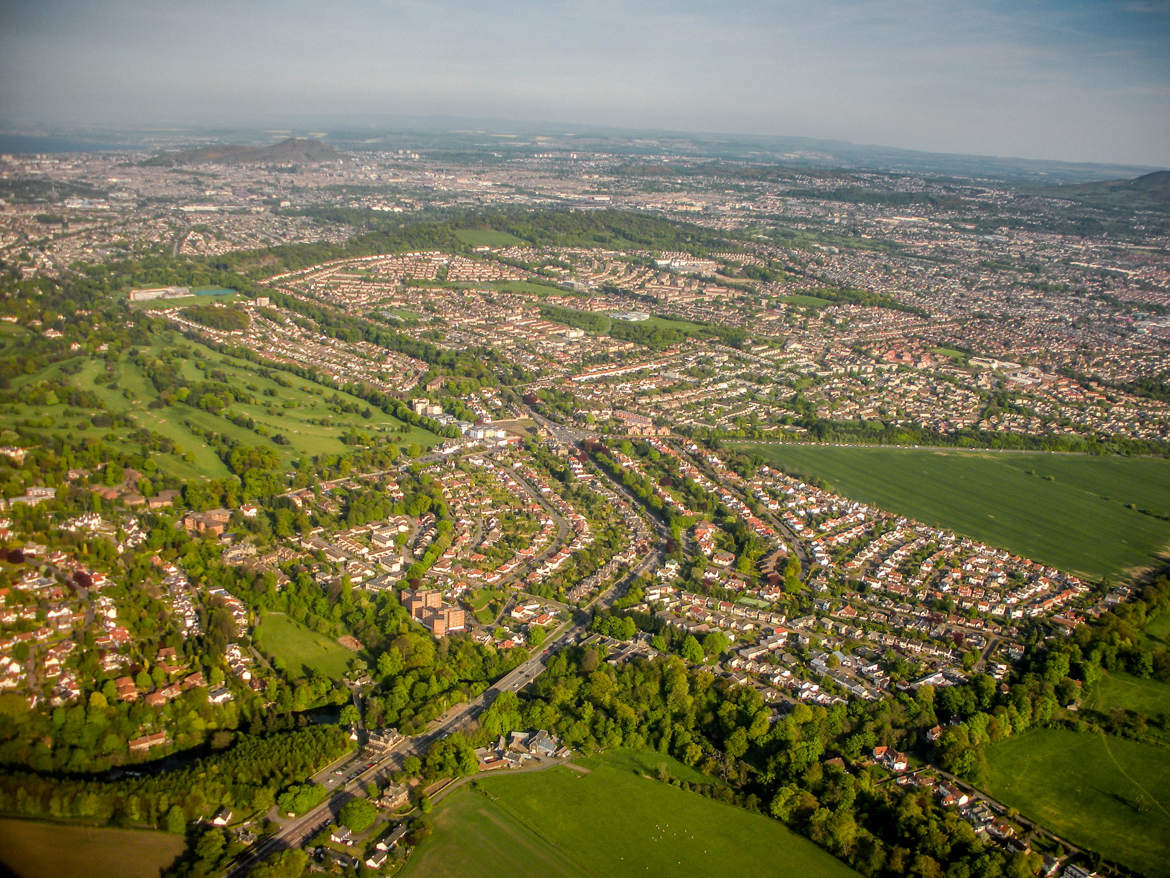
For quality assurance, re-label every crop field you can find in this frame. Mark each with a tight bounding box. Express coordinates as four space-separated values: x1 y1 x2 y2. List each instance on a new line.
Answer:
400 752 857 878
0 818 185 878
252 612 356 679
983 728 1170 877
3 328 439 481
742 444 1170 579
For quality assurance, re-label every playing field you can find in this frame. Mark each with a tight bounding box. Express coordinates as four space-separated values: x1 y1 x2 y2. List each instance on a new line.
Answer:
400 752 858 878
253 612 356 679
743 444 1170 579
983 728 1170 877
0 818 185 878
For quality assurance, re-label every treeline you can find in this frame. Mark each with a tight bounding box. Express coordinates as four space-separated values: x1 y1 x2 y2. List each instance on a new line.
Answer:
0 724 349 830
805 286 929 317
706 419 1170 457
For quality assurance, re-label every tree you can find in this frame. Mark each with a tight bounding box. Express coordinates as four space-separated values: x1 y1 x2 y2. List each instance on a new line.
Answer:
338 797 377 832
680 635 705 665
784 554 803 594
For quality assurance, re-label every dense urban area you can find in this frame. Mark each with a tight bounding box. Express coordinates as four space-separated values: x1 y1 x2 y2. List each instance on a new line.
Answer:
0 129 1168 878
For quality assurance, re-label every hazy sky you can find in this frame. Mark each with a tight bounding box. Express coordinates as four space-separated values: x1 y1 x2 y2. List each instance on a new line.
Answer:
1 0 1168 166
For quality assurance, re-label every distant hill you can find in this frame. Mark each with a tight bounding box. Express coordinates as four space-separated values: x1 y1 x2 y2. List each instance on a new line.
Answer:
1042 170 1170 213
143 137 338 166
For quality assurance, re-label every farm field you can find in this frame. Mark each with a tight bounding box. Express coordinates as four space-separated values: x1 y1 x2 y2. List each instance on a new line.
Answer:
982 728 1170 877
0 818 185 878
742 443 1170 579
400 752 857 878
3 327 439 481
253 612 356 679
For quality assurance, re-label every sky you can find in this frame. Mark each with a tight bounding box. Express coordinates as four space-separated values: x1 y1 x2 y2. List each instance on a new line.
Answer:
1 0 1168 166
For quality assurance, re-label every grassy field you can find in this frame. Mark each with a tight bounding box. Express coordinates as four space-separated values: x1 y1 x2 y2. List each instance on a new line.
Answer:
128 292 241 309
743 444 1170 579
983 729 1170 877
454 228 523 248
1084 671 1170 717
1144 612 1170 648
4 328 439 481
401 751 857 878
253 612 356 679
0 818 185 878
779 294 833 308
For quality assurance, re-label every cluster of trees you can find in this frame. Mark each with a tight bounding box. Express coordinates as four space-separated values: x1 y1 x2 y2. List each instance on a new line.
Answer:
936 573 1170 779
508 646 1041 877
275 781 327 816
182 303 250 332
0 724 349 830
539 304 749 352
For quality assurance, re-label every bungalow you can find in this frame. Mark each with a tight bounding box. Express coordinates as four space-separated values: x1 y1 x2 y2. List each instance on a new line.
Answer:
365 850 389 869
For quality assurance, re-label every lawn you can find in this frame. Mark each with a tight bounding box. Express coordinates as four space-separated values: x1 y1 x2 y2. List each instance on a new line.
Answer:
253 612 356 679
742 444 1170 579
454 228 523 248
983 728 1170 877
0 818 185 878
488 280 565 296
1084 671 1170 717
401 752 857 878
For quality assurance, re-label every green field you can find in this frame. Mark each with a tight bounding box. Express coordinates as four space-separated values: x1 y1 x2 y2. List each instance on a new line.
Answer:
129 292 241 309
488 280 565 296
0 818 185 878
401 752 857 878
779 294 833 308
454 228 523 248
253 612 356 679
983 728 1170 877
743 444 1170 579
4 328 440 481
639 315 709 332
1145 612 1170 648
1084 671 1170 717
